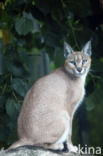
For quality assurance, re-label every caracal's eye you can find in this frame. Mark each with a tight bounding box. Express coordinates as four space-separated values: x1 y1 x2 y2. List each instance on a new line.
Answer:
70 60 76 65
82 59 87 65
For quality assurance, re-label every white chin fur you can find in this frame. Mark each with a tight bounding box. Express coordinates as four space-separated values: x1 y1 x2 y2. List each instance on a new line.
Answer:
74 69 88 78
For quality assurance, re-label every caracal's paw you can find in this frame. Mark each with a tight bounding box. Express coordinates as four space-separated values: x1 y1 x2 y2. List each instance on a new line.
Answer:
69 144 78 153
47 143 64 151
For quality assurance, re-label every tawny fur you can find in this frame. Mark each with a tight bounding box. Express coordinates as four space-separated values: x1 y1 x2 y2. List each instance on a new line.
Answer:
8 41 91 153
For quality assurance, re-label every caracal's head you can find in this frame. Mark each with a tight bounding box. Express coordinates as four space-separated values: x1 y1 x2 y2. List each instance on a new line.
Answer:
64 41 92 78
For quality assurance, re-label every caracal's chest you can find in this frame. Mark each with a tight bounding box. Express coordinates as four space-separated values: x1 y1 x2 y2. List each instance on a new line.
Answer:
66 78 85 115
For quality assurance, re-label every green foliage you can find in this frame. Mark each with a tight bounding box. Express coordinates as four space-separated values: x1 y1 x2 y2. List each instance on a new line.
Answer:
15 12 39 35
12 78 29 97
6 98 21 118
0 0 103 149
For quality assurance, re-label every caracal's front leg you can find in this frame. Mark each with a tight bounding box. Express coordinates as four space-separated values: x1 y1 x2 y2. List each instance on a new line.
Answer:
67 118 78 153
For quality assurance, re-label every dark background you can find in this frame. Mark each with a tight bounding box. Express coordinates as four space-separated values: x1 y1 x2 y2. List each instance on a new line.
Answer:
0 0 103 152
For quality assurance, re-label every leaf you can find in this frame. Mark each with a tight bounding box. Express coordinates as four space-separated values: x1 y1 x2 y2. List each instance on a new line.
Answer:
6 99 21 118
18 50 31 71
7 63 24 77
85 96 95 111
85 88 103 111
15 12 39 35
12 78 29 97
15 17 33 35
23 12 40 33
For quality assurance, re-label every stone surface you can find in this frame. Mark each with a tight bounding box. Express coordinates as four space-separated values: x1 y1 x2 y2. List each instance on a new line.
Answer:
0 147 93 156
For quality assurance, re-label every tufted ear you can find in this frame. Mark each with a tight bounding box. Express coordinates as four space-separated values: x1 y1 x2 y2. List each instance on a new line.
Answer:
82 40 92 56
64 41 74 58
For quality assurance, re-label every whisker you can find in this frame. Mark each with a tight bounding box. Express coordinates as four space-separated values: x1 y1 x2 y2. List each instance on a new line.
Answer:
89 69 95 72
89 72 102 79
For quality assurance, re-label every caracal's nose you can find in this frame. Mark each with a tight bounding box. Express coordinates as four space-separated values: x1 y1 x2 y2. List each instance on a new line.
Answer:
77 67 82 73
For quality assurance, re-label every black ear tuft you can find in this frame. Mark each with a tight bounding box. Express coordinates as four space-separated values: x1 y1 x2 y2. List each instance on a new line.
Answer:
82 40 92 56
64 41 74 58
